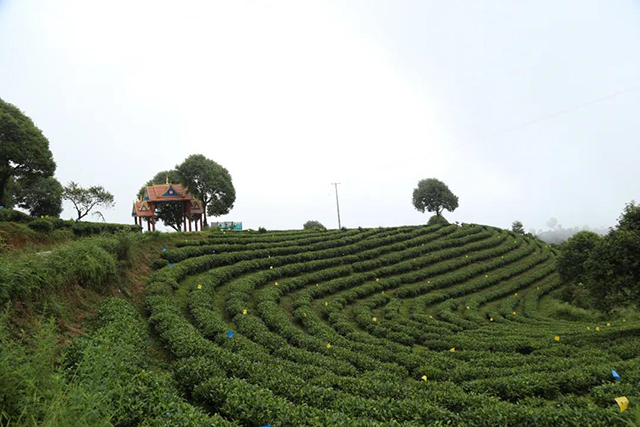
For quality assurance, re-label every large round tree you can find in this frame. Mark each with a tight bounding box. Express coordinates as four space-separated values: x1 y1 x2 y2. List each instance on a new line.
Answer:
412 178 459 219
176 154 235 226
0 98 56 207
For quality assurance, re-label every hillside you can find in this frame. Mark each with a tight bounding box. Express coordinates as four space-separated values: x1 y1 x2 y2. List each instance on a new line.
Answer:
2 222 639 426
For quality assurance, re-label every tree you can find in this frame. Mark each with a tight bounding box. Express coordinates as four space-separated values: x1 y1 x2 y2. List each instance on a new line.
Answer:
511 221 525 235
584 229 640 311
16 176 63 217
176 154 235 226
63 182 115 221
557 231 602 286
412 178 458 219
617 201 640 233
0 98 56 207
138 170 185 231
303 220 326 230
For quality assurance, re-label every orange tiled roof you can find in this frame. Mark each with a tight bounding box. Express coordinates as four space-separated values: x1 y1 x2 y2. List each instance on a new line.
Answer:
144 184 193 202
133 201 154 217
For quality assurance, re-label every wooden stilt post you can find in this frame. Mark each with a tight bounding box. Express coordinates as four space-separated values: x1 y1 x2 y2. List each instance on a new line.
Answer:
183 202 187 231
188 217 192 232
200 216 203 230
147 219 150 232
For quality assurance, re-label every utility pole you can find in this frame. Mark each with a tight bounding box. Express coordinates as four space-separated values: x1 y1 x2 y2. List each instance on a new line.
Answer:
332 183 342 229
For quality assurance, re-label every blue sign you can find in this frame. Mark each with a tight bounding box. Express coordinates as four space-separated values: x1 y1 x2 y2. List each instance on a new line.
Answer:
612 369 621 380
162 247 167 252
227 331 234 339
170 263 174 269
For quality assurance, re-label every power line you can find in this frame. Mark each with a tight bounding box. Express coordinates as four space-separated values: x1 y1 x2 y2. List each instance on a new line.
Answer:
332 183 341 229
483 83 640 139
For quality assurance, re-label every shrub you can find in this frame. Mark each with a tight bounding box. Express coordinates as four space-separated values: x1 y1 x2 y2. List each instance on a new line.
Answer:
304 220 326 231
28 218 54 233
258 227 267 233
427 215 449 226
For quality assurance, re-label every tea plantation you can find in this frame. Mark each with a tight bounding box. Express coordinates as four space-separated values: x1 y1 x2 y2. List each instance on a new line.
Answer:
140 223 638 426
3 223 639 426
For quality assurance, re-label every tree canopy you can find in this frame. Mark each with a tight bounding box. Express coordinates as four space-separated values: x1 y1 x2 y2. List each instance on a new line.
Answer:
511 221 525 236
412 178 458 219
557 231 602 287
558 202 640 311
303 220 326 230
63 182 114 221
138 170 184 231
0 98 56 207
16 176 63 217
176 154 235 226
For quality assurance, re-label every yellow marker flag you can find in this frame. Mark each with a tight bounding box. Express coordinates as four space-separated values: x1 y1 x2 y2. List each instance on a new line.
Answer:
197 284 202 290
512 311 516 316
615 396 629 412
372 317 377 322
465 255 468 258
485 275 488 278
242 309 247 315
450 347 456 352
376 278 379 282
587 326 591 330
269 266 273 270
303 312 307 317
466 306 470 310
596 326 601 331
515 293 518 296
421 375 427 382
275 281 278 286
326 343 331 349
554 336 560 342
325 301 328 306
607 323 611 327
490 317 494 322
429 315 433 319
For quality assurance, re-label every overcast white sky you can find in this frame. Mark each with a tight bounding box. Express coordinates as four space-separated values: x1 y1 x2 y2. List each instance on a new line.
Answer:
1 1 638 231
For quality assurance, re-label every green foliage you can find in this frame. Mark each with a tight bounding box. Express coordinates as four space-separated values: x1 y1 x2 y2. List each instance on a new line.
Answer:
412 178 459 218
557 202 640 311
557 231 602 286
176 154 235 225
617 201 640 233
0 312 111 426
16 176 64 217
28 218 54 233
0 236 133 303
427 214 449 226
0 98 56 208
585 229 640 311
258 227 267 233
511 220 525 235
62 181 115 222
304 220 326 230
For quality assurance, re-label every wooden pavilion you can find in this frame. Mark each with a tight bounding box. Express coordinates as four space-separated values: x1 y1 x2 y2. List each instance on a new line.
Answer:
132 183 204 232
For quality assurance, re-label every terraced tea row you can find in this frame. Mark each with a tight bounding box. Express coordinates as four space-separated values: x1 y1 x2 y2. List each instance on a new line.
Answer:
145 225 639 426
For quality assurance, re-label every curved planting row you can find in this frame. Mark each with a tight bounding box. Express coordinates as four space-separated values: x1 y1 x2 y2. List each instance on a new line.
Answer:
144 225 639 426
